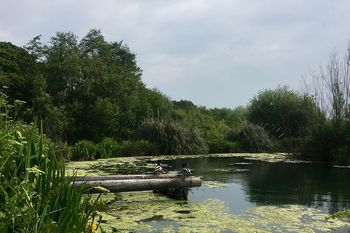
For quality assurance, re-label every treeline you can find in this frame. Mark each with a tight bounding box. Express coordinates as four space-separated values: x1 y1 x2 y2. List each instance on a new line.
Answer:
1 29 349 164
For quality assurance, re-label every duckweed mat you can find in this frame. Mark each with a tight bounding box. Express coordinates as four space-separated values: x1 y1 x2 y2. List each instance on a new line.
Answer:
66 154 350 232
66 153 297 176
95 191 350 233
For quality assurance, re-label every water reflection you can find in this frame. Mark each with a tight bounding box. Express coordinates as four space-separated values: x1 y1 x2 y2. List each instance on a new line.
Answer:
165 156 350 214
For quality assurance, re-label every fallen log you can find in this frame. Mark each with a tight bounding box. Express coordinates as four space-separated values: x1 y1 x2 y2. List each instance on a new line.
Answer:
74 173 182 181
74 177 201 193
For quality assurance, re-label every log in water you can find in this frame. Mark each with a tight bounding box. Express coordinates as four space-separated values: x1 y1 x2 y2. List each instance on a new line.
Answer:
74 176 201 193
74 173 183 181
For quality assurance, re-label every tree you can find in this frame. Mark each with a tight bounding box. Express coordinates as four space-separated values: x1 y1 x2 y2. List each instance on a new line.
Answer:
0 42 37 104
45 32 82 97
304 48 350 130
303 46 350 164
248 87 320 139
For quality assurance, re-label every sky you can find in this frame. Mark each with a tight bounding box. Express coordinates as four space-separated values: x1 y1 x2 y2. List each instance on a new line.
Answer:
1 0 350 108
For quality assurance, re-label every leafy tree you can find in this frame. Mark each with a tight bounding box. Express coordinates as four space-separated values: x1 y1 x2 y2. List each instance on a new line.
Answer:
0 42 37 105
1 30 266 157
208 106 248 129
248 87 320 140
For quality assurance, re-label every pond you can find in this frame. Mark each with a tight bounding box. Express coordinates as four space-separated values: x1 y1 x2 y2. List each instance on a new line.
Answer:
66 153 350 232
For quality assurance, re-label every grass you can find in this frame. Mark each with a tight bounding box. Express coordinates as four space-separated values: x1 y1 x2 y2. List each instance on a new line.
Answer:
0 93 101 232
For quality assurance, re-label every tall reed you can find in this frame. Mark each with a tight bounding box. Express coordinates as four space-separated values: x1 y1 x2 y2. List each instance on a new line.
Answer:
0 93 100 232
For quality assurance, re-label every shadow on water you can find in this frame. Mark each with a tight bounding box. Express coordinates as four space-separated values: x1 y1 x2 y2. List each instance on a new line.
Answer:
164 156 350 214
244 162 350 213
79 154 350 214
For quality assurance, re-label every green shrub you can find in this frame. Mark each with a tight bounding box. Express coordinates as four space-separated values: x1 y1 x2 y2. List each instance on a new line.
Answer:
98 137 120 158
332 144 350 165
248 87 320 139
208 140 240 153
227 123 275 152
54 140 72 160
138 119 208 155
71 140 98 161
119 140 160 156
71 138 160 159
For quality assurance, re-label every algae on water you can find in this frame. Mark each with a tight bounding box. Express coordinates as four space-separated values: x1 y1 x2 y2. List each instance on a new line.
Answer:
95 192 350 233
66 154 350 232
65 153 293 177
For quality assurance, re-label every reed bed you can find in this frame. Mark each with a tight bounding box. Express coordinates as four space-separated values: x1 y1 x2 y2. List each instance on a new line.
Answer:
0 93 100 232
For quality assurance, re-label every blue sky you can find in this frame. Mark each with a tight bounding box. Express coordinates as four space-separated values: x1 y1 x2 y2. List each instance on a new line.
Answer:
1 0 349 108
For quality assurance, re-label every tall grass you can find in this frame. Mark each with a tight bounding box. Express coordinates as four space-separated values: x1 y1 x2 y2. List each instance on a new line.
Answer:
138 118 208 155
71 138 159 160
0 93 100 232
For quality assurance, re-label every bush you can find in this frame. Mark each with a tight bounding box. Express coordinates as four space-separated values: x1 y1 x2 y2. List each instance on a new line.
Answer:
300 121 346 162
71 140 98 161
71 138 160 159
98 137 120 159
138 119 208 155
227 123 275 152
248 87 320 139
332 144 350 165
54 140 72 160
119 140 160 156
208 140 240 153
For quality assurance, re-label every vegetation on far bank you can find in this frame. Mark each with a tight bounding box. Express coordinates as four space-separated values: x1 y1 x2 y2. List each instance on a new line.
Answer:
0 29 350 165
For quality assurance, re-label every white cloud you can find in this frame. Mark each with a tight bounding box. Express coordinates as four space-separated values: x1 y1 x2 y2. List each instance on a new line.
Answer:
0 0 350 107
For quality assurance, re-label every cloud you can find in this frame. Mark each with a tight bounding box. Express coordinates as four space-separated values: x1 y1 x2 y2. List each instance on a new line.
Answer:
1 0 350 108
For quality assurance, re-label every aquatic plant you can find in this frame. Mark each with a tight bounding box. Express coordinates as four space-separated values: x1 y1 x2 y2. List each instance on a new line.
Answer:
0 93 100 232
98 137 120 159
92 192 350 233
72 140 98 160
328 209 350 220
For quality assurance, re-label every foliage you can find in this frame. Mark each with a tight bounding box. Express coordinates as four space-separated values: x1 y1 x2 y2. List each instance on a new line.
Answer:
0 29 176 144
0 93 100 232
332 143 350 165
138 118 208 155
227 123 275 152
302 46 350 163
72 140 98 161
6 29 350 164
0 42 37 105
249 87 320 139
171 101 241 153
207 140 240 153
0 30 259 158
248 87 322 152
328 209 350 220
70 138 159 160
98 137 120 159
208 106 248 129
119 140 160 156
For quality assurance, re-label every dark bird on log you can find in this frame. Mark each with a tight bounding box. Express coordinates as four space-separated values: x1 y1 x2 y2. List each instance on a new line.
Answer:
154 163 163 175
182 164 192 175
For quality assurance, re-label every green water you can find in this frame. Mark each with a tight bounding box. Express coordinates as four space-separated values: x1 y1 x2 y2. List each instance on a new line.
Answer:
67 154 350 232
